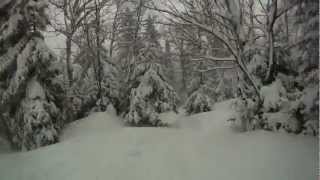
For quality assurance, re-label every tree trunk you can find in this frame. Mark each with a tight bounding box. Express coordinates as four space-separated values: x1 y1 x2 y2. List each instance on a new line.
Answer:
109 3 120 58
265 0 278 84
265 31 275 84
236 49 261 101
285 12 289 43
179 40 187 92
95 0 103 102
65 36 73 86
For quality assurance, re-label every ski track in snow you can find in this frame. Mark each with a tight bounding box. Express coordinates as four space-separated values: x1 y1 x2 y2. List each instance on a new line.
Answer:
0 101 317 180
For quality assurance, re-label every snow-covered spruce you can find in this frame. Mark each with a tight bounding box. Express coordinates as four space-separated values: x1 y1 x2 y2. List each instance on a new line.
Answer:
15 78 60 149
0 0 65 150
230 98 260 132
0 34 65 150
67 60 120 120
260 78 287 112
258 79 298 133
125 63 179 126
184 87 212 115
259 75 319 135
298 69 319 135
83 60 119 114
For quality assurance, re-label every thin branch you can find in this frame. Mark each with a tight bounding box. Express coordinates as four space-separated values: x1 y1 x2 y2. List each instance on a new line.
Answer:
197 66 235 73
192 56 236 62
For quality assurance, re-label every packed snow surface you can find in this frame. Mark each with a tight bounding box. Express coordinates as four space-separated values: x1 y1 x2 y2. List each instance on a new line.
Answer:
0 101 317 180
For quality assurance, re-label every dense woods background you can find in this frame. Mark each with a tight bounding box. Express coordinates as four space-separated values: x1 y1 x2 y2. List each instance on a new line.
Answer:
0 0 318 151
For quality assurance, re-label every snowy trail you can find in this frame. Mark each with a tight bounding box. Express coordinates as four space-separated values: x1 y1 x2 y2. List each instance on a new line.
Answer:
0 101 318 180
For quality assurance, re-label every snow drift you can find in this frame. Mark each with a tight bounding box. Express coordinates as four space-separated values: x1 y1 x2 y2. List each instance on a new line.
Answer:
0 101 317 180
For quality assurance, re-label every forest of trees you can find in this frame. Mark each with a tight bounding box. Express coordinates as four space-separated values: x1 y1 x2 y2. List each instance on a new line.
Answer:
0 0 318 151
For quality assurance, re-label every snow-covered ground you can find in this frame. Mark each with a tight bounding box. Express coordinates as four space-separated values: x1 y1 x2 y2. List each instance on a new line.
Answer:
0 101 318 180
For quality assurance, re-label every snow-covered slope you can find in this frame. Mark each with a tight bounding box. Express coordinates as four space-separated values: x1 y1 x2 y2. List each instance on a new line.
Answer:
0 101 317 180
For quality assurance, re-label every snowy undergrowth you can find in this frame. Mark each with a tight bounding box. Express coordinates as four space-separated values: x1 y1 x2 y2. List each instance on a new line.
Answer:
0 101 317 180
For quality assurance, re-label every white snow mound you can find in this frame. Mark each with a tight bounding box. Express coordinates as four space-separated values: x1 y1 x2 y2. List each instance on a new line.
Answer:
0 101 317 180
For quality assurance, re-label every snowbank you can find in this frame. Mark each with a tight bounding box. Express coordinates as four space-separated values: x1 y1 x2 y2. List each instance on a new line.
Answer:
0 101 317 180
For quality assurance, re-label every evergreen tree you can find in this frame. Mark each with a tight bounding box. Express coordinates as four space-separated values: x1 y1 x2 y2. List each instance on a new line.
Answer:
117 8 137 67
292 0 319 71
125 63 178 126
139 16 162 64
0 0 65 150
292 0 319 135
76 60 119 115
144 16 161 49
68 47 120 119
184 86 212 115
116 7 144 70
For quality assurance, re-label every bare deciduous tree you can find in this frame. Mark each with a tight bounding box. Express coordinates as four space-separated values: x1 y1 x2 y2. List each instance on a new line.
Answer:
49 0 95 86
146 0 261 99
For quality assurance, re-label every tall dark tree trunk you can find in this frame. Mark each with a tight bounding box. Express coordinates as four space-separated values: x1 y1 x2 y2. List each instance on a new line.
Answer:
95 0 103 103
264 0 278 84
265 31 275 84
66 36 73 86
179 40 187 92
109 2 121 58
